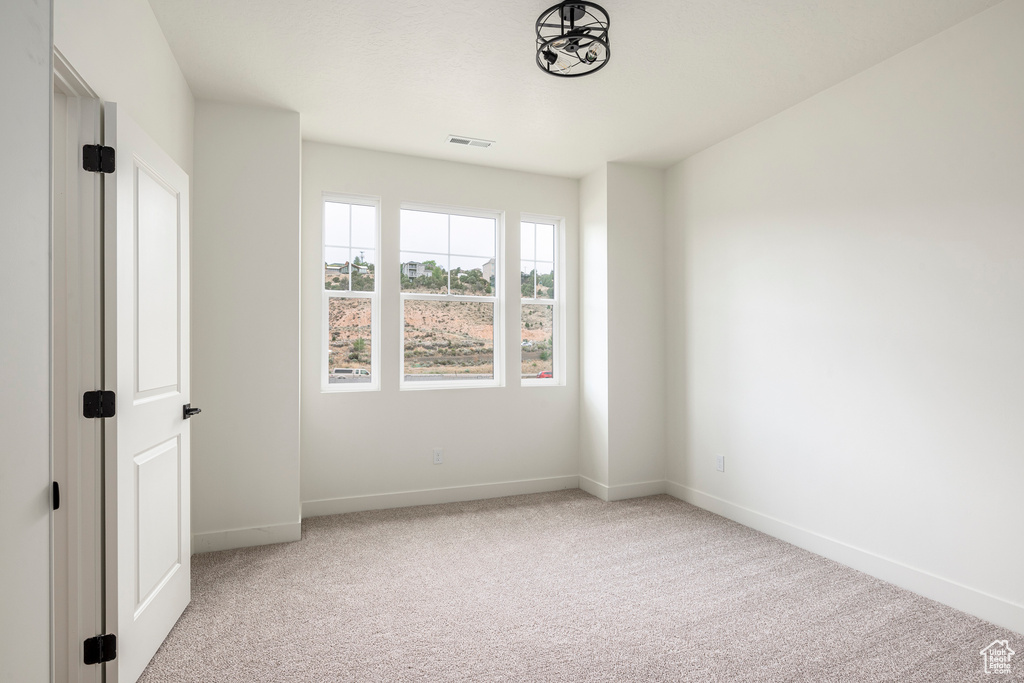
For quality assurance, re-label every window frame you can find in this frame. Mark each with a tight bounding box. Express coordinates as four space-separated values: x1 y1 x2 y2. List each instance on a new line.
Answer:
399 201 504 391
321 192 382 393
520 213 565 387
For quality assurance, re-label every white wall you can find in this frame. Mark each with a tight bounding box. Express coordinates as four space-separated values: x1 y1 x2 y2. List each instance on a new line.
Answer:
579 164 667 500
54 0 194 173
192 103 302 551
607 164 666 492
0 0 52 678
666 0 1024 633
301 143 580 514
579 167 610 491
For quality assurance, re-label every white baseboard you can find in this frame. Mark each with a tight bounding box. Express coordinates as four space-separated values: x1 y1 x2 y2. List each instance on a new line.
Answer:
301 475 580 518
192 521 302 554
609 479 667 501
578 475 609 501
668 482 1024 636
578 476 668 502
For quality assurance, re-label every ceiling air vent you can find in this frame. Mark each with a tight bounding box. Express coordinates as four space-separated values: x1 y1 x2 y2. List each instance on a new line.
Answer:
446 135 494 149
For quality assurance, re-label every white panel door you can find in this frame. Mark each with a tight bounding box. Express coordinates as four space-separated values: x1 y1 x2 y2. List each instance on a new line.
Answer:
104 103 191 683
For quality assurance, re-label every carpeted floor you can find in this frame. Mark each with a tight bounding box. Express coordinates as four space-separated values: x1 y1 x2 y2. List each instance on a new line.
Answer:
139 490 1020 682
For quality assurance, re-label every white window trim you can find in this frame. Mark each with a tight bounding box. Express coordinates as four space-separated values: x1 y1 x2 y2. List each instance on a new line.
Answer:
321 192 382 393
399 202 504 391
520 213 565 387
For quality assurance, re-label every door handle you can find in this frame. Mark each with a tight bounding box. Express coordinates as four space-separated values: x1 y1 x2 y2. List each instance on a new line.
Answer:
183 404 202 420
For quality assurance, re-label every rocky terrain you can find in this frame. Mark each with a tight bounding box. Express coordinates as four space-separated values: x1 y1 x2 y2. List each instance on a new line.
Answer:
327 298 372 371
404 300 494 375
326 287 554 378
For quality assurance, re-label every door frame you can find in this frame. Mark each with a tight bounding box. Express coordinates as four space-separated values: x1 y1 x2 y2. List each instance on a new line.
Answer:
52 48 105 683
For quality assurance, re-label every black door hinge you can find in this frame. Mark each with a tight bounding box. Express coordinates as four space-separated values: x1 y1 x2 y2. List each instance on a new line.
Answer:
52 482 60 511
83 633 116 665
83 144 115 173
83 390 116 418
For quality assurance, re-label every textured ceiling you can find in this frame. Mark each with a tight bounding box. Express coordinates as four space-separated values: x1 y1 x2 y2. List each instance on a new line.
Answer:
149 0 1001 178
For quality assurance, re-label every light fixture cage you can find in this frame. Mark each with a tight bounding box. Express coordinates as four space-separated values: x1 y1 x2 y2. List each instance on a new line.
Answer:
536 2 611 78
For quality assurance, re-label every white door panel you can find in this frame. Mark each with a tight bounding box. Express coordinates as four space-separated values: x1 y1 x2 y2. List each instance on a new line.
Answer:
104 103 191 683
135 165 180 395
133 437 182 613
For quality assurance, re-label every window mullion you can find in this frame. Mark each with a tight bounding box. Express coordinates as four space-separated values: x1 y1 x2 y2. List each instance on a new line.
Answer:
402 293 496 304
347 203 353 292
533 228 538 298
328 291 374 300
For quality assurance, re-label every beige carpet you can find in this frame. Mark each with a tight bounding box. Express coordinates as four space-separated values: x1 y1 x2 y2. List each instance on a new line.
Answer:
139 490 1020 682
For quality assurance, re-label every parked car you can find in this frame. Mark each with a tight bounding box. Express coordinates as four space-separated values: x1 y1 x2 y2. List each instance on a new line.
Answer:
521 340 534 347
536 371 552 378
332 368 370 377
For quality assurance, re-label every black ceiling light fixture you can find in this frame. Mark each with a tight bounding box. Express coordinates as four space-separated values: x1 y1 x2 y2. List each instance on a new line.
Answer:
536 2 610 77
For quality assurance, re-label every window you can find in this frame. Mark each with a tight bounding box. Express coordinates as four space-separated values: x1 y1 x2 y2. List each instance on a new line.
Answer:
521 217 561 385
322 195 380 392
400 204 502 389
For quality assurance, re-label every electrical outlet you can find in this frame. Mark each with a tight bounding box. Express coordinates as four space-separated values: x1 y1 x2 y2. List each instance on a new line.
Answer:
716 455 725 472
433 447 443 465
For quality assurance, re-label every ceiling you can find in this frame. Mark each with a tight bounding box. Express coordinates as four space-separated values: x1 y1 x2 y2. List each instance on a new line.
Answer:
149 0 1001 178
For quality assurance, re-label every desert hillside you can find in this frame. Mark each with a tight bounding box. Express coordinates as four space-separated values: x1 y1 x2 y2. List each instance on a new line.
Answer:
327 296 553 378
328 298 371 371
404 300 493 375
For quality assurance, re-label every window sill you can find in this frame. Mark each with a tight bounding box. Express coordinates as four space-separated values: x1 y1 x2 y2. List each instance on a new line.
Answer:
321 382 379 394
400 379 502 391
